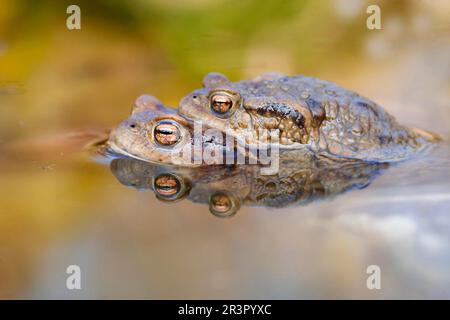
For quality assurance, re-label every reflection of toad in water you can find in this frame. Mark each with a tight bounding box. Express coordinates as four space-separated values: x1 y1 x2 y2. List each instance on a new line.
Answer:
110 150 388 218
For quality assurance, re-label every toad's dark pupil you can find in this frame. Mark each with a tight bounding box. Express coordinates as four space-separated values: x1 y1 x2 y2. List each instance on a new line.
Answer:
156 128 172 135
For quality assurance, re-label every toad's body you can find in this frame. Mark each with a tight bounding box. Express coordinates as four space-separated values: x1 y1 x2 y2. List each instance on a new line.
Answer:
179 73 440 162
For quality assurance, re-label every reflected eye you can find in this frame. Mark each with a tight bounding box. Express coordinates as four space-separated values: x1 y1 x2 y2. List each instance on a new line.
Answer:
209 191 239 218
211 93 233 114
153 121 180 146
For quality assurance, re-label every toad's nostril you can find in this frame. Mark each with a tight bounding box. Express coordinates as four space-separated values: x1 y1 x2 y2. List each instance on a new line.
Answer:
129 123 136 128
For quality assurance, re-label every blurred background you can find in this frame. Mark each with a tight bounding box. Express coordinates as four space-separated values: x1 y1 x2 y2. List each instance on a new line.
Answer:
0 0 449 299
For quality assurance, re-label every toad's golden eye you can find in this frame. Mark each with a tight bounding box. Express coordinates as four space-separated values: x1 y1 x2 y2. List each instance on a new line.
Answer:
153 121 180 146
210 93 233 114
209 191 239 218
154 174 180 197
